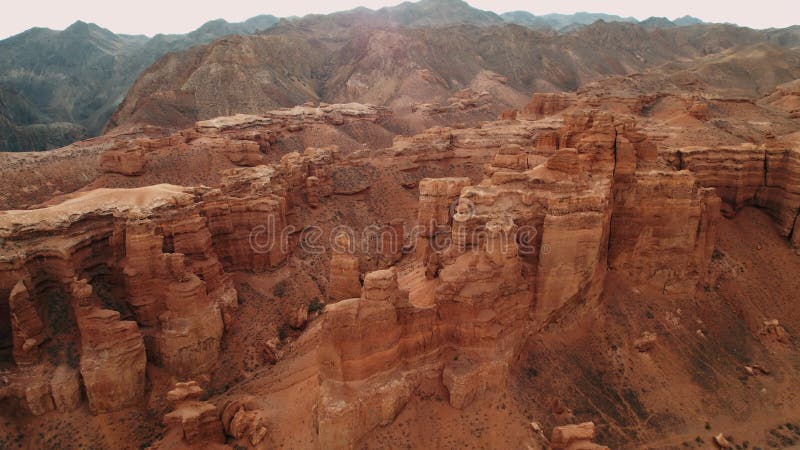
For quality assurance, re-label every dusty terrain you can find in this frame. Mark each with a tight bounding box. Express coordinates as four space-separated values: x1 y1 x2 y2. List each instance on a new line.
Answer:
1 3 800 450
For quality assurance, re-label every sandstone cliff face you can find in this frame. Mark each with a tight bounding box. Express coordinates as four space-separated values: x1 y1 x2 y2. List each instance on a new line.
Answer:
8 279 45 366
328 234 362 302
449 111 621 322
317 268 428 448
0 157 311 413
521 92 576 119
122 223 225 376
435 216 531 405
0 187 187 412
667 137 800 246
609 172 720 295
10 94 792 449
757 138 800 241
309 110 723 447
71 279 147 413
203 165 289 274
97 103 390 180
0 124 354 415
416 177 470 260
673 145 764 209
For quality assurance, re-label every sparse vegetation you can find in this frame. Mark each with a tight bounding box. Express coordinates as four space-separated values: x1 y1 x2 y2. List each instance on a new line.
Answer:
4 4 800 450
273 280 289 298
278 324 290 340
308 298 325 314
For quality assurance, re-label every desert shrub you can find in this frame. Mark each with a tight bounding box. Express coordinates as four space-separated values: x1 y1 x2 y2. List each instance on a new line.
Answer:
278 324 290 340
308 298 325 314
273 280 289 298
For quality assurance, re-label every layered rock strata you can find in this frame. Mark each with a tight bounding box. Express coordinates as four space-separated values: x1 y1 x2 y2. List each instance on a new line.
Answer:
160 381 225 446
328 234 362 302
550 422 609 450
0 160 305 412
312 110 719 447
521 92 576 119
71 278 147 413
669 136 800 245
99 103 390 175
0 105 734 449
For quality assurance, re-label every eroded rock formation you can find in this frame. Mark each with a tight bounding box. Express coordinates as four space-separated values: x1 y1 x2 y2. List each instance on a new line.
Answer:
72 278 147 413
98 103 391 177
668 135 800 246
551 422 609 450
8 88 800 450
0 161 304 412
8 279 45 366
416 177 470 260
522 93 576 119
100 144 147 176
203 165 289 274
220 396 270 446
160 381 225 446
758 137 800 243
310 109 720 447
328 233 362 302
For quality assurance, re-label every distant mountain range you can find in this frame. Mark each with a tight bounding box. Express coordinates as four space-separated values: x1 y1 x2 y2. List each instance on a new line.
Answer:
0 16 279 151
0 0 795 151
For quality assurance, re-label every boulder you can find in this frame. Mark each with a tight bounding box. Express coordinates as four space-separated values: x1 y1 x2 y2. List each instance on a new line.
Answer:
713 433 732 449
224 139 263 166
551 422 609 450
163 393 224 445
760 319 790 344
633 332 657 352
49 366 81 412
221 397 269 446
99 146 146 175
23 377 55 416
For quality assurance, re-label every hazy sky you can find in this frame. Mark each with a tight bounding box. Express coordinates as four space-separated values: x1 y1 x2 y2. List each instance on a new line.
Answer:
1 0 797 39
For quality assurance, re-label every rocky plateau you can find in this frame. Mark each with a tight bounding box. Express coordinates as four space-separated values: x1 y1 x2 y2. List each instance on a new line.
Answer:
2 1 800 450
